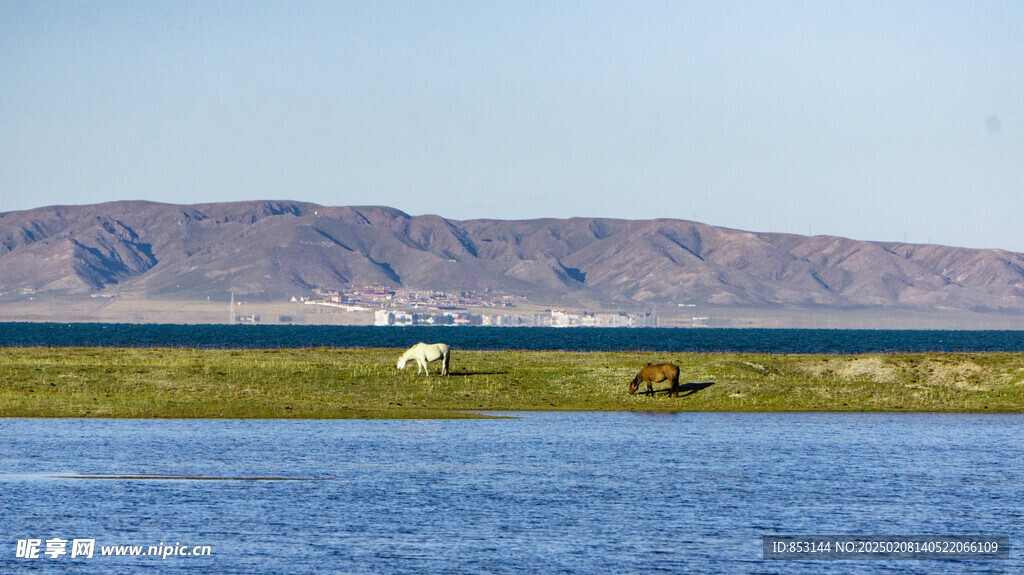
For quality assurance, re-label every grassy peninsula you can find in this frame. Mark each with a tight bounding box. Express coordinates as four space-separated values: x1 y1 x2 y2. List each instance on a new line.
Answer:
2 347 1024 418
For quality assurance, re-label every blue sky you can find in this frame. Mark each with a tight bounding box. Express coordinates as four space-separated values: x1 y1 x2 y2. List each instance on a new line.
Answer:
2 1 1022 251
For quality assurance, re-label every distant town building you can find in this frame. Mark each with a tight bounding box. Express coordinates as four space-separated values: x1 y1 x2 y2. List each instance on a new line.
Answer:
308 288 640 327
375 310 413 326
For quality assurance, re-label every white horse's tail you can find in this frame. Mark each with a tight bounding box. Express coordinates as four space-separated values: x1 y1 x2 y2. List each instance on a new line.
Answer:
442 347 450 376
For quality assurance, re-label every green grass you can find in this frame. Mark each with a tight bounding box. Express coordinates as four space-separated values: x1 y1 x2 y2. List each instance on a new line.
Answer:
2 348 1024 418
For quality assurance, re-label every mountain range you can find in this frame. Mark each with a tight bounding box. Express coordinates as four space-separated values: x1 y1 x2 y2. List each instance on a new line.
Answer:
2 200 1024 313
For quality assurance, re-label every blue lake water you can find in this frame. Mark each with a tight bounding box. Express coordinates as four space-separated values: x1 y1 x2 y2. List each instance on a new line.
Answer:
4 322 1024 353
1 413 1021 574
3 326 1022 572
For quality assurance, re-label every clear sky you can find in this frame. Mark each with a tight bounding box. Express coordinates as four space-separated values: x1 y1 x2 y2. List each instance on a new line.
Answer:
2 1 1022 251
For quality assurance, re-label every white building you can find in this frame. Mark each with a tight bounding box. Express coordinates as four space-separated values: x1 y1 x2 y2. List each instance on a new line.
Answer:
374 310 413 326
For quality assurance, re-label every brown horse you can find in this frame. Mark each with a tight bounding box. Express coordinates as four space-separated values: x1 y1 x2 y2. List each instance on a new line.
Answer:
628 363 680 396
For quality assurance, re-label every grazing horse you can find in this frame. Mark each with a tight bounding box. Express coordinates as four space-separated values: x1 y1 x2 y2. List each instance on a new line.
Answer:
628 363 680 396
397 342 451 376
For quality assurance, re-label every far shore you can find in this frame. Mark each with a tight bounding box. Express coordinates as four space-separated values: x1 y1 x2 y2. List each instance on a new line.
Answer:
4 294 1024 329
2 348 1023 418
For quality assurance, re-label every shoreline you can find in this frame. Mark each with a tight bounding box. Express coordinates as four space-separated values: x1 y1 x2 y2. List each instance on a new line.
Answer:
5 295 1024 330
2 348 1023 418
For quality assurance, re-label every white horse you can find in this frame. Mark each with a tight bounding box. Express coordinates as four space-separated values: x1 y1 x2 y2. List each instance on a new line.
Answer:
397 342 451 376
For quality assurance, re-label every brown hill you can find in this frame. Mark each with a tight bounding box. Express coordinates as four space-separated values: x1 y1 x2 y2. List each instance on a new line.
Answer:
2 200 1023 312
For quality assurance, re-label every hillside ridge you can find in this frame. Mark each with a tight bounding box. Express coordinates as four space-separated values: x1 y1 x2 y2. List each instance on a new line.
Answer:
2 200 1023 312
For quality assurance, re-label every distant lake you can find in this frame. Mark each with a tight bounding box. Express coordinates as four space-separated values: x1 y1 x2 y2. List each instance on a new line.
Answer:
3 322 1024 353
1 413 1021 574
